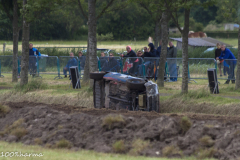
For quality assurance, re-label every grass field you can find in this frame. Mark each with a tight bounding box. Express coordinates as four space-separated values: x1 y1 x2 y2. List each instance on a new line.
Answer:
0 141 216 160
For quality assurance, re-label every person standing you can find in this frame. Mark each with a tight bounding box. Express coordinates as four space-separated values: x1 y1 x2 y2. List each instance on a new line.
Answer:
63 52 78 79
215 43 223 77
78 51 86 70
29 43 41 77
167 41 178 82
216 45 236 84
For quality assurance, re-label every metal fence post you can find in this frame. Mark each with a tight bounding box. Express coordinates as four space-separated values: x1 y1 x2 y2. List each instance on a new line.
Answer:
78 58 81 77
0 59 4 78
98 59 101 71
120 58 123 74
54 57 63 79
142 61 146 79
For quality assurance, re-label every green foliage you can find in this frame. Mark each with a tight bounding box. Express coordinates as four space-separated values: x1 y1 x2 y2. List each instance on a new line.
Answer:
97 33 114 41
189 17 204 32
112 140 126 153
14 78 48 93
199 135 215 147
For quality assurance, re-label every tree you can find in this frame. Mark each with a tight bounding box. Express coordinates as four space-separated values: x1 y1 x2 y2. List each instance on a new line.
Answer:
165 0 216 94
20 0 64 85
135 0 162 46
76 0 126 85
157 10 169 87
234 1 240 89
0 0 21 82
20 0 29 85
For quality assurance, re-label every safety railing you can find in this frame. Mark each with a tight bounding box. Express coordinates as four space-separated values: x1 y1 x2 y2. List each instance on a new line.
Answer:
98 56 122 72
59 56 80 79
122 57 145 78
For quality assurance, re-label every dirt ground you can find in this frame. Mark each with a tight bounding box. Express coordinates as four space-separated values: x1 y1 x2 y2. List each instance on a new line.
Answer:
1 101 240 160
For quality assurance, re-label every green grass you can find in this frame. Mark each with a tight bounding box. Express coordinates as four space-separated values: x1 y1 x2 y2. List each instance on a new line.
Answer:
216 38 238 47
0 141 216 160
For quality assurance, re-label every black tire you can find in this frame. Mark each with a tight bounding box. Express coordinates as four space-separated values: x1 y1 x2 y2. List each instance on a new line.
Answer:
126 78 146 91
90 71 107 80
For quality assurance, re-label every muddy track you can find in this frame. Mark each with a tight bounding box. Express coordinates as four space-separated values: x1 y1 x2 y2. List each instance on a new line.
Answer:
1 101 240 159
4 101 240 123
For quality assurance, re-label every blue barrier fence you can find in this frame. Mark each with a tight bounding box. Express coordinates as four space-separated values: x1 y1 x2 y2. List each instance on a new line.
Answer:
0 55 236 81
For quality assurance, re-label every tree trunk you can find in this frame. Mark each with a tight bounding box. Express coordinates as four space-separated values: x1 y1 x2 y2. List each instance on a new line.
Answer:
20 0 30 86
88 0 98 88
83 38 90 83
235 22 240 89
157 11 168 87
181 9 190 94
154 20 160 47
12 0 19 82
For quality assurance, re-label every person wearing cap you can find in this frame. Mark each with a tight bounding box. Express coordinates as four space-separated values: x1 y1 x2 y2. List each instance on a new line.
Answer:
63 52 78 79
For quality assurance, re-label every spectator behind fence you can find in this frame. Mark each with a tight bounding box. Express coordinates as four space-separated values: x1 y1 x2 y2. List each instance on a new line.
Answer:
63 52 77 79
215 43 223 77
29 43 41 77
148 43 157 57
156 40 162 57
107 53 120 72
167 41 178 82
216 44 236 84
121 45 137 61
78 51 86 70
99 52 108 71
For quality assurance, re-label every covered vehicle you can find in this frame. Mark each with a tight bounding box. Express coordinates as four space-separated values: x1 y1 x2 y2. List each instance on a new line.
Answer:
90 72 160 112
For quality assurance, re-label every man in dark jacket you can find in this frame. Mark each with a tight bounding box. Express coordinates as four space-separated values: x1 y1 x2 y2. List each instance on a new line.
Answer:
121 45 137 75
215 43 223 77
107 53 120 72
167 41 178 82
78 51 86 70
216 45 236 84
29 43 41 77
63 52 78 79
148 43 157 57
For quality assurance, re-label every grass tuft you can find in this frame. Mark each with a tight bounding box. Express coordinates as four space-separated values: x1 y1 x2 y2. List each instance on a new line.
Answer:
0 118 25 136
129 139 150 156
102 115 125 130
10 127 27 139
196 147 217 159
162 145 183 157
112 140 126 153
172 88 210 100
14 78 48 93
180 116 192 134
34 138 43 145
199 136 215 147
55 139 72 149
0 104 11 115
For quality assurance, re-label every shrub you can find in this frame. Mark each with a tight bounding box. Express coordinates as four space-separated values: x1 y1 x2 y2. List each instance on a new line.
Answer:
112 140 126 153
180 116 192 134
102 115 125 130
10 127 27 139
14 79 48 93
199 135 215 147
129 139 150 156
0 104 11 115
55 139 72 149
162 145 182 157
